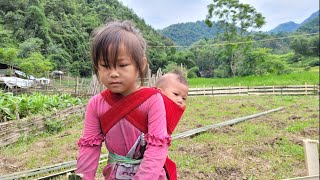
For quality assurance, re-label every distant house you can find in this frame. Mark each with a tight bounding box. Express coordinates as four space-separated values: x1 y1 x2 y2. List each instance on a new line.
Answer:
0 63 50 89
50 70 64 78
0 63 21 77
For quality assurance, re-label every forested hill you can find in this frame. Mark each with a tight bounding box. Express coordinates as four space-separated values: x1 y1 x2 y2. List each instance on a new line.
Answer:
160 11 319 46
296 10 320 33
0 0 174 76
268 10 319 34
268 21 299 34
159 21 222 47
300 10 319 25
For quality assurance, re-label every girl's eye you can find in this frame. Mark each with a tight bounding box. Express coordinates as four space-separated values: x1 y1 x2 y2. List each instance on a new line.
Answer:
174 93 178 96
100 64 109 68
119 64 128 67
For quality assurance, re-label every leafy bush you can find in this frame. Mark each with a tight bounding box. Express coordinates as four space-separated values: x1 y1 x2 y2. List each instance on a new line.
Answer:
288 54 303 64
308 59 320 67
187 66 199 78
307 57 320 67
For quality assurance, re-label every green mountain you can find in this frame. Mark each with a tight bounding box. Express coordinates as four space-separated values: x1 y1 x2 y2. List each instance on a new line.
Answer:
268 21 300 33
159 11 319 46
296 10 319 33
269 10 319 34
300 10 319 25
159 21 221 47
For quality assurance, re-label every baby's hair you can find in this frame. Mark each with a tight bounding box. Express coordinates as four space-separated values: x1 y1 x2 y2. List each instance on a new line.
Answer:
156 69 188 88
90 20 147 85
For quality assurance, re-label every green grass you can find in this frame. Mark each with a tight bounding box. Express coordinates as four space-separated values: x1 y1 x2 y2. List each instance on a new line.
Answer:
170 95 319 179
286 118 319 133
237 123 275 142
275 138 304 160
188 70 319 87
0 95 318 179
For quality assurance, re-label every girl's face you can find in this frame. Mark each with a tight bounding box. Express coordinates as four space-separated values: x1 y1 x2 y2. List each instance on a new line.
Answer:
98 44 145 96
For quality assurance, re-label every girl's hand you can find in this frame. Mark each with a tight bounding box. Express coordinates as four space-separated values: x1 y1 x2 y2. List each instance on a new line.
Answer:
67 173 83 180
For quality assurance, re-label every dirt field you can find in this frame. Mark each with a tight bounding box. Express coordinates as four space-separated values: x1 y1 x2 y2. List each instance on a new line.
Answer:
0 95 319 179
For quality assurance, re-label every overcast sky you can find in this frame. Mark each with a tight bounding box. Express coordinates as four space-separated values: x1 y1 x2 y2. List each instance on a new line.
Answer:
118 0 319 31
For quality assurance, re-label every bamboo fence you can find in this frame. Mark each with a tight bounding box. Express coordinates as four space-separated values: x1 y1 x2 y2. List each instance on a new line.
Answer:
0 104 86 147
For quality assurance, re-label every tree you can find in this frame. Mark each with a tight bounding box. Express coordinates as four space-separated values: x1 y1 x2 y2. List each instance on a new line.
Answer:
290 36 319 56
0 25 14 46
0 48 19 66
19 53 53 77
205 0 266 77
18 38 44 58
168 51 196 69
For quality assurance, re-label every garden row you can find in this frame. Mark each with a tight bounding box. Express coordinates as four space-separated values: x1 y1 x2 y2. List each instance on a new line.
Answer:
0 91 84 122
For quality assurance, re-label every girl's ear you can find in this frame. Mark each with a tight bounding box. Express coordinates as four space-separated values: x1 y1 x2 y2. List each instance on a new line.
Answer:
142 57 148 71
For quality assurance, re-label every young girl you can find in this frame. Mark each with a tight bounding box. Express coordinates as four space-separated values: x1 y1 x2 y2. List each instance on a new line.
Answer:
76 20 171 179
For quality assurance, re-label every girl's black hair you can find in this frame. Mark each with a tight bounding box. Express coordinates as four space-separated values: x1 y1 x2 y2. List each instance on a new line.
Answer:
90 20 147 85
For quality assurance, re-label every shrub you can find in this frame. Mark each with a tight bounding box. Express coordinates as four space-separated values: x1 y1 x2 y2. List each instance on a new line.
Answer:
45 119 64 133
309 59 320 67
187 66 199 78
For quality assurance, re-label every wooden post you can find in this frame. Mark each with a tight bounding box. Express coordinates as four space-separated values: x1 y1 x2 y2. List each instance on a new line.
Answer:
52 77 56 94
67 73 70 88
303 139 319 176
305 83 307 95
211 86 214 96
80 78 84 95
273 85 275 94
59 74 62 92
75 77 78 95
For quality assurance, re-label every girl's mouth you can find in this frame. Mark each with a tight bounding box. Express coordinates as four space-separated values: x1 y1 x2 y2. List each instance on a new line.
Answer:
110 82 121 84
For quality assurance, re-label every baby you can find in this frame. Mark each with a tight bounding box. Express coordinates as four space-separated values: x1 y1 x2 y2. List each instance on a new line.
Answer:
155 69 188 109
155 69 188 135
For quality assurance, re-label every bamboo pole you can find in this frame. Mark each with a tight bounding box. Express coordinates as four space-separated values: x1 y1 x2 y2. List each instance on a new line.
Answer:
172 107 284 139
0 155 108 180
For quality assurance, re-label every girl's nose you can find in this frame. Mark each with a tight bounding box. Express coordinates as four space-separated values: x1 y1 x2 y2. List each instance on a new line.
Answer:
109 68 119 77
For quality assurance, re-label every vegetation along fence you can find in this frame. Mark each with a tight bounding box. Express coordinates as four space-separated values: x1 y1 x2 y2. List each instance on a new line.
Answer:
3 83 319 97
188 84 319 96
0 104 86 147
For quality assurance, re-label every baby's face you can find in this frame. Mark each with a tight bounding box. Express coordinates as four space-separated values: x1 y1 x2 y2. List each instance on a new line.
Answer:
160 78 188 108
